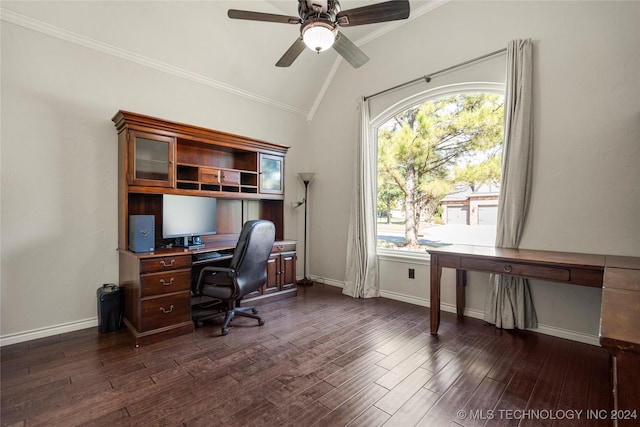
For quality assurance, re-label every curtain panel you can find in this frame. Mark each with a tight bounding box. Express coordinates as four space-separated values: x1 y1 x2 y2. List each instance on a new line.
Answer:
484 39 538 329
343 98 379 298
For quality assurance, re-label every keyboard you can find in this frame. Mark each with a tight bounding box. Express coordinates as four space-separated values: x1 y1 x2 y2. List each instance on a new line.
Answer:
193 251 222 261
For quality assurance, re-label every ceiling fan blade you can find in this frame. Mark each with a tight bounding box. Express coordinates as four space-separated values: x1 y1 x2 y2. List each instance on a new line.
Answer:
333 32 369 68
276 37 306 67
228 9 301 25
336 0 410 27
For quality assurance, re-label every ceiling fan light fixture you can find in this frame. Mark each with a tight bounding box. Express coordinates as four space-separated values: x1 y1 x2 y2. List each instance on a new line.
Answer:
228 0 411 68
302 22 336 52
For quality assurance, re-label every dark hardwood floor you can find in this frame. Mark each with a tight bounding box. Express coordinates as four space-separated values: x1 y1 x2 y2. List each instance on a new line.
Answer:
1 284 612 427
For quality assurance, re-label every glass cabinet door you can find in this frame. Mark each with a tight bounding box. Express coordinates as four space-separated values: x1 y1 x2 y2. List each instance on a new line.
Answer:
128 131 175 187
259 154 284 194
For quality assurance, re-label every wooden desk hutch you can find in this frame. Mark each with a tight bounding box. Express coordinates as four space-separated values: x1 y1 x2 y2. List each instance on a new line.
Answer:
113 111 296 346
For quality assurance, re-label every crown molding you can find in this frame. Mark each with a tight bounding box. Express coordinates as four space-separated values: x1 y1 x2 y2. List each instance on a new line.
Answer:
0 8 309 117
2 1 448 123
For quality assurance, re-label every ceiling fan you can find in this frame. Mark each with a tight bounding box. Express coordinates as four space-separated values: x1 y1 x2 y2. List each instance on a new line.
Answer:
228 0 410 68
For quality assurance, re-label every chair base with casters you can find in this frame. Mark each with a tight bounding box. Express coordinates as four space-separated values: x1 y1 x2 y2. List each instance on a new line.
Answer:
191 296 225 328
192 298 264 336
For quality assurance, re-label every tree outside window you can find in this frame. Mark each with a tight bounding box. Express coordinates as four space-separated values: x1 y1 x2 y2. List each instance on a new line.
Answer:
376 92 504 252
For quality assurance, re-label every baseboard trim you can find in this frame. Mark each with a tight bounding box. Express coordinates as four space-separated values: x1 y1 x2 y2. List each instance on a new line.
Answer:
533 324 599 346
307 275 344 289
377 290 484 318
0 318 98 347
378 289 599 346
2 283 600 348
380 290 428 307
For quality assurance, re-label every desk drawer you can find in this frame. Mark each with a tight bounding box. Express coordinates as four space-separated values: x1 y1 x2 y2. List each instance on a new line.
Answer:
141 270 191 297
220 170 241 186
604 267 640 291
272 241 296 253
141 255 191 274
199 167 220 184
461 258 571 282
140 292 191 331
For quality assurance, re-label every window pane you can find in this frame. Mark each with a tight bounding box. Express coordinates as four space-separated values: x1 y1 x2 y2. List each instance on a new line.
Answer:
376 93 504 252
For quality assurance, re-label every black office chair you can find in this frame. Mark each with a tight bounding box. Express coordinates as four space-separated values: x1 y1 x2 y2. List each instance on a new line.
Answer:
193 219 275 335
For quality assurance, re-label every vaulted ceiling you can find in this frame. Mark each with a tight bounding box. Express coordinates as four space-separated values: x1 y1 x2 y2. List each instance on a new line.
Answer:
1 1 444 120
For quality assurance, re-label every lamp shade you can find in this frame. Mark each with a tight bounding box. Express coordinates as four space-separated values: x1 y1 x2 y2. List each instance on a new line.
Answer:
302 25 335 52
298 172 316 183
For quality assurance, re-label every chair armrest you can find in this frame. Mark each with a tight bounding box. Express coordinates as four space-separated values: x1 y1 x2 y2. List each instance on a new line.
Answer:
195 266 235 294
200 266 231 275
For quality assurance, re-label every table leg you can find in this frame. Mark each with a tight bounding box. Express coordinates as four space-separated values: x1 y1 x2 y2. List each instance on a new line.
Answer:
456 269 466 317
430 255 441 335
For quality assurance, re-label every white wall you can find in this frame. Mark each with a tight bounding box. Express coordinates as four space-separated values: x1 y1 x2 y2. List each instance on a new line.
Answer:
306 1 640 343
0 21 309 342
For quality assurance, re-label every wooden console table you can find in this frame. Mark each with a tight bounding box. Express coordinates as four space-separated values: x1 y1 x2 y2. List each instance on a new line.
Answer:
427 244 640 418
426 244 606 335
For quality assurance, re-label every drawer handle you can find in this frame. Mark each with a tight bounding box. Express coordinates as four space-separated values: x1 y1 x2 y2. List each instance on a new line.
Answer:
160 305 175 314
504 265 513 273
159 278 175 286
160 259 176 268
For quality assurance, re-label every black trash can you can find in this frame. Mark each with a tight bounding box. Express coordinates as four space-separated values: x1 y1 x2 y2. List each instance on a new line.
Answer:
97 283 123 333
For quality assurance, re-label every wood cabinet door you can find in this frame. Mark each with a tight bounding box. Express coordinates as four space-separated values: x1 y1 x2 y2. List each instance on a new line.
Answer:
280 252 297 290
199 167 220 184
264 254 280 294
259 154 284 195
128 130 175 188
220 170 241 186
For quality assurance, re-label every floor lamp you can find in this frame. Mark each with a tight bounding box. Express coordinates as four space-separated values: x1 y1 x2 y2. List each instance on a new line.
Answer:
297 172 315 286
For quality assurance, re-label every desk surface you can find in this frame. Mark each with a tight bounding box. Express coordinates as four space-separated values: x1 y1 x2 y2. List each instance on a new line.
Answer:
427 244 606 268
121 240 297 259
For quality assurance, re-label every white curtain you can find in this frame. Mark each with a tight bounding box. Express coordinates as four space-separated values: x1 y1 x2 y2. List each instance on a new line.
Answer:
343 97 379 298
484 39 538 329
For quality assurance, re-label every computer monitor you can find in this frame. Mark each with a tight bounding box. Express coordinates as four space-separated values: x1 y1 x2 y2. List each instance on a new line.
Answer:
162 194 217 248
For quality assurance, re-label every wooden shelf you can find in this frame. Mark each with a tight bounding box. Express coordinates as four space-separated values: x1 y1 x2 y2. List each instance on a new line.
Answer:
113 110 289 247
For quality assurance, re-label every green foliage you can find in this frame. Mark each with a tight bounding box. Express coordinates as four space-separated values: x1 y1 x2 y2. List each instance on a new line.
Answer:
453 155 502 189
377 93 504 246
377 173 404 223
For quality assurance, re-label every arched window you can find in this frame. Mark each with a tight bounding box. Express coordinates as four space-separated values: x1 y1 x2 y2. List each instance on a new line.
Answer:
372 83 505 254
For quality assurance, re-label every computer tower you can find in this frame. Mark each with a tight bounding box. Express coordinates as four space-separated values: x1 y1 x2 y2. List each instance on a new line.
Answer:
129 215 155 253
